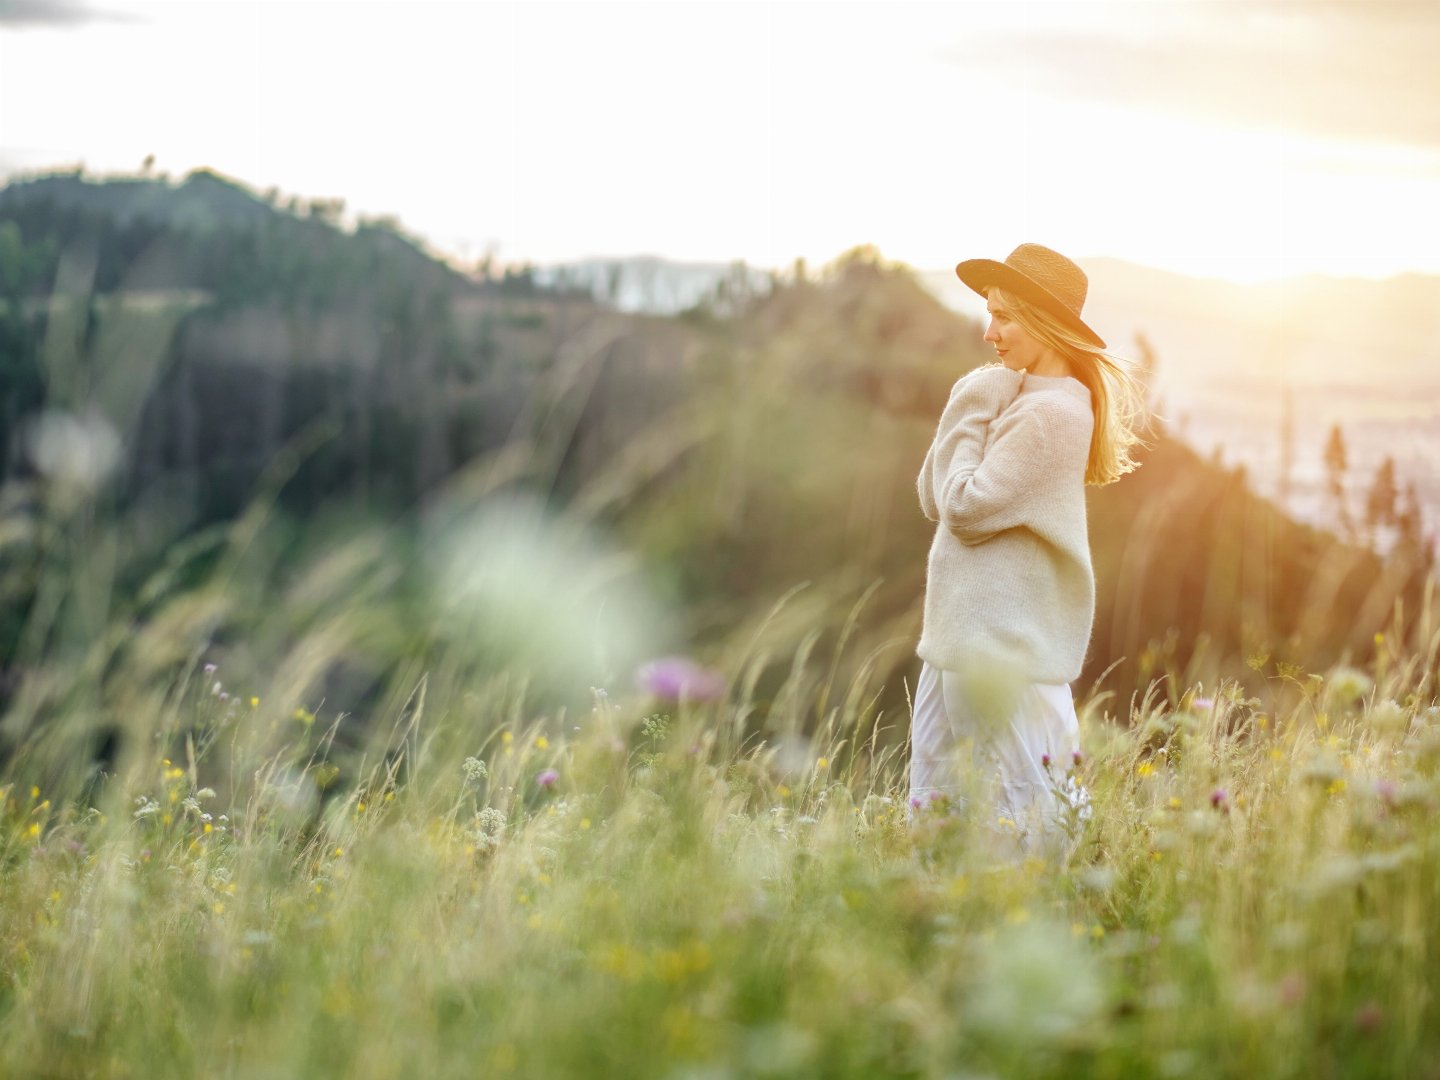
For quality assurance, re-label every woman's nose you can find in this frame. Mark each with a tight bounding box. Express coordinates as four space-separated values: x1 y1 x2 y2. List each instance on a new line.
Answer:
983 320 999 342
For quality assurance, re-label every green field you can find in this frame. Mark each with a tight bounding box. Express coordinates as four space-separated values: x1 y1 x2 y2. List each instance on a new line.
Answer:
4 608 1438 1079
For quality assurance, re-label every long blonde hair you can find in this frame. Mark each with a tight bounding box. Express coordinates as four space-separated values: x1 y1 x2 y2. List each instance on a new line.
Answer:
987 286 1149 486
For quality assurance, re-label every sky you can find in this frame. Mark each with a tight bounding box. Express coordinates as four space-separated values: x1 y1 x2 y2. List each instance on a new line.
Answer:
3 0 1440 284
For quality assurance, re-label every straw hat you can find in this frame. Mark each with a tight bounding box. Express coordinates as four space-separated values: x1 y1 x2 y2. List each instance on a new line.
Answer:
955 243 1106 349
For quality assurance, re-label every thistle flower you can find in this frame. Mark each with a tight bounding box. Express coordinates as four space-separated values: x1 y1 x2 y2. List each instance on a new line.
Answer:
535 768 559 789
203 662 217 675
1210 788 1229 812
634 656 726 703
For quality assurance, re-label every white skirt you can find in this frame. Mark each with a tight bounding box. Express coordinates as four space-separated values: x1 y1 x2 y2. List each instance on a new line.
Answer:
908 658 1090 858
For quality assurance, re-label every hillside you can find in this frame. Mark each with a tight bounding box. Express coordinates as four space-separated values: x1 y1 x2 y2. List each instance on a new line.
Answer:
0 171 1431 732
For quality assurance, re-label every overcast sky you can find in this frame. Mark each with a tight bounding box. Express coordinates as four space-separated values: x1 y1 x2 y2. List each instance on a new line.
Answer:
3 0 1439 283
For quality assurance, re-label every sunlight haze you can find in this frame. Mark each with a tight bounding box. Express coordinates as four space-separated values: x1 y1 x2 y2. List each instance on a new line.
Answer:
3 0 1440 283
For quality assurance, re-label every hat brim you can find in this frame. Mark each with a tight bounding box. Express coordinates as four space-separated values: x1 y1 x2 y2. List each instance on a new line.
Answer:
956 258 1107 350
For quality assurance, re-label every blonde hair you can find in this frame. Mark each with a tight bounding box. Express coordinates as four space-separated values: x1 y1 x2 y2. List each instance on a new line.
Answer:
987 286 1149 486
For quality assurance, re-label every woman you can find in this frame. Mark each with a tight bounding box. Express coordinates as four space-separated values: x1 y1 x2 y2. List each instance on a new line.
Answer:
909 242 1146 859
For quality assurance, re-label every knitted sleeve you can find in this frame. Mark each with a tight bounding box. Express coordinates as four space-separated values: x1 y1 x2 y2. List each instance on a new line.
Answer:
939 402 1081 545
917 365 1023 523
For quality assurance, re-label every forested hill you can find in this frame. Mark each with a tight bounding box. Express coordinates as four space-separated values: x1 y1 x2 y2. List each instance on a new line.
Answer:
0 168 1431 725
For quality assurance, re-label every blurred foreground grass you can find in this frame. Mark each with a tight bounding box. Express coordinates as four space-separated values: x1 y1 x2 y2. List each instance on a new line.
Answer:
3 585 1440 1078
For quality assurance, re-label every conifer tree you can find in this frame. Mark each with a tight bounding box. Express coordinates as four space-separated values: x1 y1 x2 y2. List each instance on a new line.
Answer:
1364 455 1398 544
1323 423 1352 540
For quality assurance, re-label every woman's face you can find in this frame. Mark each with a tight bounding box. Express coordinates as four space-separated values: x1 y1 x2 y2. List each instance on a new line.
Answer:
983 291 1053 373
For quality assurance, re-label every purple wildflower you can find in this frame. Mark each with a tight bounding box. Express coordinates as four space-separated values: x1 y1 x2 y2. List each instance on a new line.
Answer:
634 656 726 703
1041 753 1051 768
1210 788 1229 810
909 795 924 810
1192 696 1215 713
1278 972 1306 1006
535 768 559 789
1071 750 1084 767
204 662 217 675
1353 1001 1384 1034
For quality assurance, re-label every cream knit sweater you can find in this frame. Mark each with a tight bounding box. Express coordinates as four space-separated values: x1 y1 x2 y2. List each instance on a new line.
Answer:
915 363 1095 686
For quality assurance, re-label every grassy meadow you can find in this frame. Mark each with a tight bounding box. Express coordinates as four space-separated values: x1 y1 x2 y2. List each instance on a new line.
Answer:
3 551 1440 1078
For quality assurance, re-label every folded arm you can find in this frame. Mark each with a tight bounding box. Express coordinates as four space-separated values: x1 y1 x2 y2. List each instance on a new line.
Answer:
940 405 1055 544
916 364 1024 523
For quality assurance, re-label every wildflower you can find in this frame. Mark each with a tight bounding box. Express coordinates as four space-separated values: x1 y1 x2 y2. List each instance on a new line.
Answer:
1210 788 1229 812
249 696 259 709
1071 750 1083 767
1137 761 1155 777
536 736 550 750
535 768 559 789
1278 972 1306 1006
1353 1001 1384 1034
634 656 726 703
204 662 217 675
1326 666 1374 710
816 758 829 771
1374 778 1398 805
1191 696 1215 713
1369 699 1409 735
909 795 924 810
463 757 488 782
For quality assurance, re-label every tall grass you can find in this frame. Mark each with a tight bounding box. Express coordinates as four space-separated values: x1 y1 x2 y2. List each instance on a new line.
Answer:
3 538 1439 1077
